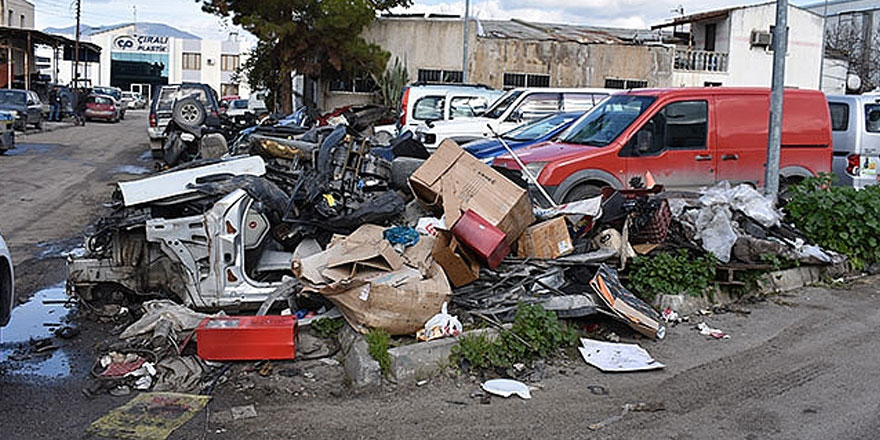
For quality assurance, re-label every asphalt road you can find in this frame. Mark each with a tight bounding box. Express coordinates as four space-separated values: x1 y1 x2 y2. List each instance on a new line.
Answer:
1 114 879 439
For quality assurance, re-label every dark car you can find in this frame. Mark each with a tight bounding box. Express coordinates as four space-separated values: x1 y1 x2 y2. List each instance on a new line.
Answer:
0 89 44 130
463 111 583 161
0 232 13 328
148 83 221 157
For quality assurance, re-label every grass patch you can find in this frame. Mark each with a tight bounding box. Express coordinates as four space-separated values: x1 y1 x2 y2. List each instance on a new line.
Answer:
365 329 391 377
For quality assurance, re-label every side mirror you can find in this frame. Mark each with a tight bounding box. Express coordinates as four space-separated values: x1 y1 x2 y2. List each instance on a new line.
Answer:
509 109 523 122
636 130 654 154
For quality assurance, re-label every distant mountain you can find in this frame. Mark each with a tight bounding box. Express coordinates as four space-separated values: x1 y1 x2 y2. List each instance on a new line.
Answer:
43 22 201 40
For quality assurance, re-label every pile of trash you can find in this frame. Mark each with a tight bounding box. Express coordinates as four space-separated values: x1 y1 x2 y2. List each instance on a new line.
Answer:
67 134 842 394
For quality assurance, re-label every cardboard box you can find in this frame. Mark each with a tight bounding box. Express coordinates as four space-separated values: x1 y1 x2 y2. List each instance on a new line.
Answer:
409 139 534 245
517 217 574 259
292 224 451 335
432 230 481 287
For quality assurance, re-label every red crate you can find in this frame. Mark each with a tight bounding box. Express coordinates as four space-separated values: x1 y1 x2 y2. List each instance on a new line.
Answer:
452 209 510 269
196 315 296 361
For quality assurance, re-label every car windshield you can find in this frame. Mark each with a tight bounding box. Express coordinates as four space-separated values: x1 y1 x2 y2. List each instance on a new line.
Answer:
95 87 120 100
483 90 523 119
558 95 656 147
233 99 249 109
0 91 25 106
503 113 581 141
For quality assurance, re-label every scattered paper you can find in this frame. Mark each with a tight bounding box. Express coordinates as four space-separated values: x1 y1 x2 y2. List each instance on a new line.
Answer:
231 404 258 420
578 338 665 372
482 379 531 399
697 322 730 339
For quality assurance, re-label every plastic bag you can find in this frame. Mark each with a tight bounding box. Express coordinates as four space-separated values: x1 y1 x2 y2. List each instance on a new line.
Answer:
416 216 445 237
695 206 737 263
728 184 780 227
416 302 462 342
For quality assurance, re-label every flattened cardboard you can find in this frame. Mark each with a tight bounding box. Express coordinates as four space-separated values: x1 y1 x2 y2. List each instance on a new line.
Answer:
432 230 480 287
409 139 534 244
589 264 665 339
292 224 402 285
517 217 574 259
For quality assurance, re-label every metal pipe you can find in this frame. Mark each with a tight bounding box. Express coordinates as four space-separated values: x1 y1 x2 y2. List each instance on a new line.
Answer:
765 0 788 199
818 0 828 90
487 124 558 208
462 0 470 83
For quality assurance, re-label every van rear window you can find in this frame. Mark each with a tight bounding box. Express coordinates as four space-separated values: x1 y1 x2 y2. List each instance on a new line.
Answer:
866 104 880 133
829 103 849 131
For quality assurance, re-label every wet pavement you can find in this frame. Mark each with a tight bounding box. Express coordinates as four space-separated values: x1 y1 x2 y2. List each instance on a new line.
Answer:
3 143 60 156
0 282 73 379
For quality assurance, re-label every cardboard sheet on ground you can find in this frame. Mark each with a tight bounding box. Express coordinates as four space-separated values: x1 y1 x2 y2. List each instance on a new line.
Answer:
292 224 451 335
589 264 665 339
578 338 665 372
87 392 210 440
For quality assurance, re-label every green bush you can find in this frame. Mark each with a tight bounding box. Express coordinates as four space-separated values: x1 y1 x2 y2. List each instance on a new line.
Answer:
311 317 344 339
628 250 717 302
785 174 880 270
451 304 577 372
365 329 391 377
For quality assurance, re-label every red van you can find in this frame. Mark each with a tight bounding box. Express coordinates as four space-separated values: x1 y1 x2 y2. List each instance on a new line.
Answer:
492 88 832 203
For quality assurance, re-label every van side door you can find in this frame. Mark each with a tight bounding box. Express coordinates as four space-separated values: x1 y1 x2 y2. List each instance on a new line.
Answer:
714 93 769 185
620 99 715 190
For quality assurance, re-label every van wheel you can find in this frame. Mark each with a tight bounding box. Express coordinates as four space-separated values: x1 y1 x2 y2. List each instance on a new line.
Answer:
563 183 603 203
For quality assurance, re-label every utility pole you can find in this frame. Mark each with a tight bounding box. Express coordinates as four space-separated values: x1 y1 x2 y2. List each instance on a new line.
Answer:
133 5 137 34
461 0 470 83
765 0 788 198
818 0 828 90
74 0 81 83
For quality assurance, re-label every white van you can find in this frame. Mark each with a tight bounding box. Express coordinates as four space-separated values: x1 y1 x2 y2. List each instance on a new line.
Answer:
415 87 612 151
382 83 503 136
828 94 880 188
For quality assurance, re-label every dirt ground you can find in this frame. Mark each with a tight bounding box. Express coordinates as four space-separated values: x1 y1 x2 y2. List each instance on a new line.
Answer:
2 114 880 439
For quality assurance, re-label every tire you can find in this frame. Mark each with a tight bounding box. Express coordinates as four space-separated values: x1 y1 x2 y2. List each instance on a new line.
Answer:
172 98 206 129
33 116 42 130
563 183 603 203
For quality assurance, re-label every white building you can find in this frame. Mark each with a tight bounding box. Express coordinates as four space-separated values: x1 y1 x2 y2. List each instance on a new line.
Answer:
41 22 250 100
2 0 34 29
652 2 824 89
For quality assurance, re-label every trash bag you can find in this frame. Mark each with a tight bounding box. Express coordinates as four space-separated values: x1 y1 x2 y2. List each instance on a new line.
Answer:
416 302 462 341
695 205 737 263
728 184 781 228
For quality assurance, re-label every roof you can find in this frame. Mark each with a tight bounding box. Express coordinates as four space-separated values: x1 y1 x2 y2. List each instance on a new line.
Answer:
477 19 667 44
44 22 201 40
652 1 820 29
0 26 101 53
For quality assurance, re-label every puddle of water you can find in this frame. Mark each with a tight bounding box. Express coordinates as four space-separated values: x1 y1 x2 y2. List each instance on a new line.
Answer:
138 150 153 162
36 237 85 260
114 165 151 175
4 143 58 156
0 282 73 378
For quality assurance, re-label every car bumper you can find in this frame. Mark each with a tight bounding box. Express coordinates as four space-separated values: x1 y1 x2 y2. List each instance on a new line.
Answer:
85 110 115 119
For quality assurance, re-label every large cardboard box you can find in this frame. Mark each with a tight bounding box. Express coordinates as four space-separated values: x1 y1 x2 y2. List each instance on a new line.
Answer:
517 217 574 259
431 230 481 288
409 139 534 245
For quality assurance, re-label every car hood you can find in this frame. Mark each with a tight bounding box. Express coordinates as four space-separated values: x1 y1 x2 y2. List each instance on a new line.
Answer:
0 104 25 113
421 117 495 135
493 141 602 168
464 137 530 159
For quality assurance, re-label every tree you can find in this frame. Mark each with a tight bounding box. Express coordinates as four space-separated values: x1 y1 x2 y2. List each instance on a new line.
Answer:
824 14 880 93
200 0 412 114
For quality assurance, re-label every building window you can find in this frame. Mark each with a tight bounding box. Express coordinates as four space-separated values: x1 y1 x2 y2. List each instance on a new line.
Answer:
417 69 463 84
221 55 239 72
221 83 239 97
8 11 12 27
704 81 723 87
328 75 377 93
704 23 717 52
503 73 550 89
182 53 201 70
604 78 648 89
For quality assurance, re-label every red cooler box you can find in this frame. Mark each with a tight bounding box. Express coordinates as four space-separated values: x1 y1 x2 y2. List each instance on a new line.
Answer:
196 316 297 361
452 209 510 269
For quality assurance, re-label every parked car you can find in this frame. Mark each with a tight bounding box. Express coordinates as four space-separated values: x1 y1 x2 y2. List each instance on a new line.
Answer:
122 91 146 109
219 95 240 113
492 88 833 203
0 89 44 130
416 87 611 151
226 99 250 117
463 111 583 161
148 83 221 157
0 110 15 152
377 83 503 137
827 94 880 188
92 86 127 120
248 91 269 114
84 94 122 122
0 232 13 328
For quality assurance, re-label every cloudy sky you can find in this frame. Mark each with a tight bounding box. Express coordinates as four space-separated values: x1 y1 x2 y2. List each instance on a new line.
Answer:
33 0 820 41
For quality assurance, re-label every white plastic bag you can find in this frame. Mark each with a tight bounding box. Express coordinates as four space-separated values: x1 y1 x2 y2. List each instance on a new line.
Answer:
415 216 445 237
729 184 781 227
416 302 462 341
695 206 737 263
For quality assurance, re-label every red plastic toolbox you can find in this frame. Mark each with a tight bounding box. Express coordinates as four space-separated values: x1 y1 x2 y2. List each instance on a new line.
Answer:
452 209 510 269
196 316 296 361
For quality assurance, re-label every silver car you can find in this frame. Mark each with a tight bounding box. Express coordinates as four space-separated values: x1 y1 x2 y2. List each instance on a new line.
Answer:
828 94 880 188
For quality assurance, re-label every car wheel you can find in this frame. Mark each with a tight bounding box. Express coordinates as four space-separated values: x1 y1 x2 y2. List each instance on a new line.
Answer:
172 98 206 128
34 116 42 130
563 183 603 203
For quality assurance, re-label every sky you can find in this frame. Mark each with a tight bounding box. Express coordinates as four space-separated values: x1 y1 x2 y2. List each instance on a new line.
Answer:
33 0 820 42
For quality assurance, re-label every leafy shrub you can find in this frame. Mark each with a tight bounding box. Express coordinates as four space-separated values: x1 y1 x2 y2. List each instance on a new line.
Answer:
451 304 577 372
365 329 391 376
628 250 717 302
785 174 880 269
311 317 344 339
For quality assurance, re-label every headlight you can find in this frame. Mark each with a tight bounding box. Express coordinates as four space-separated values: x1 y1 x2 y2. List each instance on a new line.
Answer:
523 161 548 179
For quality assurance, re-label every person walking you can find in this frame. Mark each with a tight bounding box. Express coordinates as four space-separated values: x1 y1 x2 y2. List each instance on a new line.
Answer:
73 88 87 126
48 87 60 121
